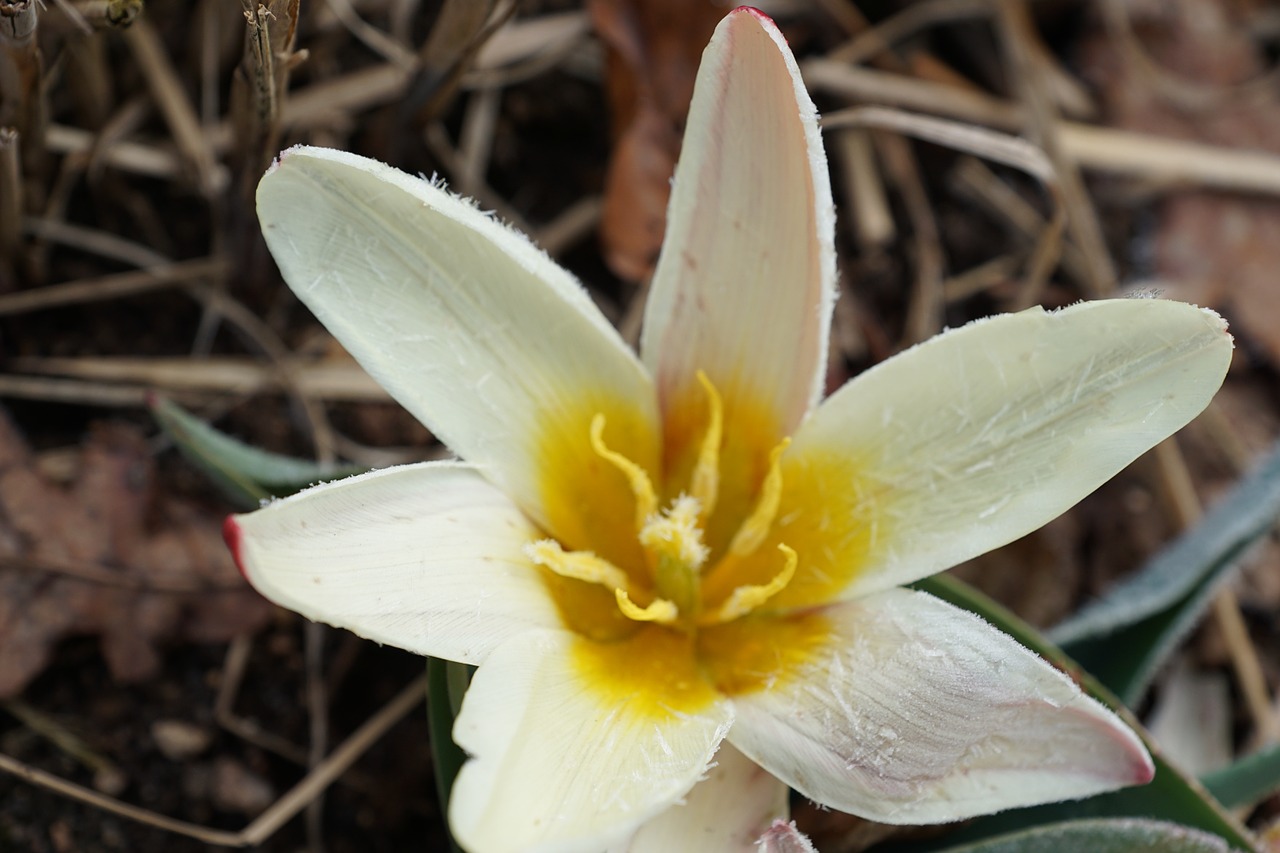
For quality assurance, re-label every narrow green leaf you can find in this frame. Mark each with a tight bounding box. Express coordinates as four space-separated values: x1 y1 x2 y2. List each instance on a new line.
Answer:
149 395 365 509
934 817 1231 853
427 657 469 853
911 573 1258 853
1203 743 1280 810
1047 441 1280 705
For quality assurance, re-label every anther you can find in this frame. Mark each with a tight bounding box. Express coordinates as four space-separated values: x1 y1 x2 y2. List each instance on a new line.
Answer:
689 370 723 519
615 589 679 624
728 437 792 557
701 544 798 624
590 414 658 532
525 540 632 592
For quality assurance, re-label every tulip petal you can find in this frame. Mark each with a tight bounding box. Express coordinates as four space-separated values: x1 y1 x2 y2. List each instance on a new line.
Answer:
723 588 1154 824
613 742 787 853
256 147 659 549
763 299 1231 608
640 8 835 505
450 628 733 853
226 462 560 665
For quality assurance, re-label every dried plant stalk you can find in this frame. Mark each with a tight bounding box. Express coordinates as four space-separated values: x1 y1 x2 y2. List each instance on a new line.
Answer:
230 0 301 198
0 127 19 264
0 0 45 174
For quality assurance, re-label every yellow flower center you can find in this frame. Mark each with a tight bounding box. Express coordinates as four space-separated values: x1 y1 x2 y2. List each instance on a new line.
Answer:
527 372 798 632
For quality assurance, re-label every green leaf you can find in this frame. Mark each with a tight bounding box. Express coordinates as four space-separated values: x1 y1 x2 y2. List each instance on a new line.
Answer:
933 817 1232 853
911 573 1258 853
1202 743 1280 810
149 395 365 509
1047 441 1280 706
427 658 471 853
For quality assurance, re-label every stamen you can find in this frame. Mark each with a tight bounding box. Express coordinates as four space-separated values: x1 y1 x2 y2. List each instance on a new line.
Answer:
728 437 792 557
689 370 723 519
525 540 632 592
639 495 709 569
639 495 707 615
701 544 798 624
615 589 679 624
590 414 658 531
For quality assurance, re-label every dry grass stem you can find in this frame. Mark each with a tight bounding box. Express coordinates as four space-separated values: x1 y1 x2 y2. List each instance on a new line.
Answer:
828 0 992 66
0 127 20 261
231 0 303 198
0 674 427 847
996 0 1113 296
9 356 389 402
0 257 227 316
123 18 222 196
832 128 895 249
808 61 1280 196
0 0 45 171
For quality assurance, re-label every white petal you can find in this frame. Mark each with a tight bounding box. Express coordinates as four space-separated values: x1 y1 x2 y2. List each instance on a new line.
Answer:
614 742 787 853
773 299 1231 606
726 589 1154 825
256 146 658 542
450 628 733 853
226 462 560 665
641 8 835 440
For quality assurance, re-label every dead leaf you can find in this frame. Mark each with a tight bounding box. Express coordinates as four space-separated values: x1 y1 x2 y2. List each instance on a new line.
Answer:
589 0 723 281
0 409 270 697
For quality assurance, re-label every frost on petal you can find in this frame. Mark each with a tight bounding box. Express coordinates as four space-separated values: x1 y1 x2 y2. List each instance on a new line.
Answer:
725 589 1153 824
766 299 1232 608
450 628 733 853
227 462 561 665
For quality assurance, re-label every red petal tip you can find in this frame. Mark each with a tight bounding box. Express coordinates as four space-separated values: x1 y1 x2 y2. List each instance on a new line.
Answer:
223 515 249 580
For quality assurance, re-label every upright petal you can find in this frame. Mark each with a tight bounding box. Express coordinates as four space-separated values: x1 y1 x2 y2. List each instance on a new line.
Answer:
614 742 787 853
256 147 659 549
640 9 835 506
225 462 560 665
718 589 1153 824
450 628 732 853
756 299 1231 608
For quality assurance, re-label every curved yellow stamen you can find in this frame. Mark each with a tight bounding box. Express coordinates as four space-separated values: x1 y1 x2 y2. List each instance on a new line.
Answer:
525 540 631 592
689 370 723 519
590 413 658 532
701 543 798 625
728 437 792 557
614 589 679 624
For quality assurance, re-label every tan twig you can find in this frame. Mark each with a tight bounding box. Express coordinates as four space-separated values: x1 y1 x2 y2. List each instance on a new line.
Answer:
0 0 46 172
23 217 170 267
0 127 20 262
0 256 227 316
828 0 993 66
942 253 1020 302
1153 439 1279 745
2 699 126 794
123 18 222 196
8 356 388 402
534 194 601 258
214 636 311 765
806 61 1280 197
230 0 302 199
0 674 428 847
832 128 895 249
995 0 1112 297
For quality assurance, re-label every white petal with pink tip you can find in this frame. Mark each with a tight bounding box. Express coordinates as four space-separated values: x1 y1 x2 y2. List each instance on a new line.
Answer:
727 588 1153 824
641 8 835 439
228 463 559 665
256 146 658 539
